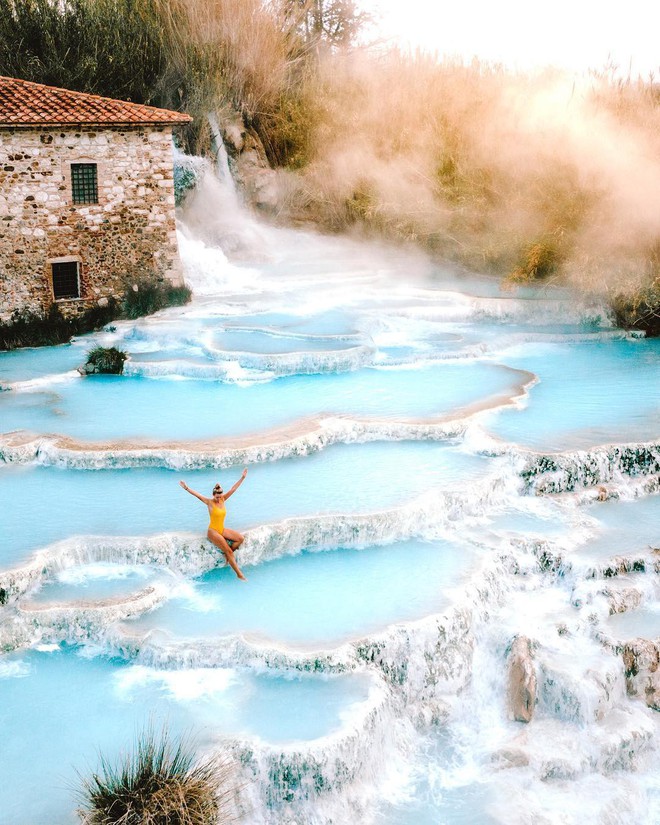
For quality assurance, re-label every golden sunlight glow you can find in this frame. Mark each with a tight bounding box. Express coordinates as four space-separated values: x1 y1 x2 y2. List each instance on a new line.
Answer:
365 0 659 75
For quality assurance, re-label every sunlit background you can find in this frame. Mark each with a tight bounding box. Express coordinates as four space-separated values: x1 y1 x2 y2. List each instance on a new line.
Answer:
364 0 659 75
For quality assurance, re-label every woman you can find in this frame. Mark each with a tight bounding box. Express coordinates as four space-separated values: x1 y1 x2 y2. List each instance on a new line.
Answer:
179 469 248 581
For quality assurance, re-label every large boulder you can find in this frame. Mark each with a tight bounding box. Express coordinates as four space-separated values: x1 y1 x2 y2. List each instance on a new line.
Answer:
508 635 537 723
623 638 660 710
222 116 280 214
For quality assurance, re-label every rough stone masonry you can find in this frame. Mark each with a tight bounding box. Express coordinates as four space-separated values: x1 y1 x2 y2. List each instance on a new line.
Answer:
0 77 191 323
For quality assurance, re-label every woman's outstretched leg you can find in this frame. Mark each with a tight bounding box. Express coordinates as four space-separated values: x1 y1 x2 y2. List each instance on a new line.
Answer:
207 529 247 580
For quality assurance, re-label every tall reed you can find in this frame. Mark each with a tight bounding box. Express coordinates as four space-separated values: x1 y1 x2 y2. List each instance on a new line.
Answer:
0 0 306 150
277 48 660 325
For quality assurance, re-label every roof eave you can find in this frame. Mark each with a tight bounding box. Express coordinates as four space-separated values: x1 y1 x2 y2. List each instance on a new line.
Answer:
0 119 192 128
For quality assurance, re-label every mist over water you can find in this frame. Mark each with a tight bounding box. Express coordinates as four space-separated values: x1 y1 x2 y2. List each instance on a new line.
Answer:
278 52 660 305
0 159 659 824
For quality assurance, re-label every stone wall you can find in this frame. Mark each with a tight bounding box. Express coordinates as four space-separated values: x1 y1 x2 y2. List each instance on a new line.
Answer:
0 125 183 323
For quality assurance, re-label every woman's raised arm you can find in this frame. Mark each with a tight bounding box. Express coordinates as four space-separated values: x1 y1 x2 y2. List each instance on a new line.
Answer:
179 480 210 504
222 468 248 501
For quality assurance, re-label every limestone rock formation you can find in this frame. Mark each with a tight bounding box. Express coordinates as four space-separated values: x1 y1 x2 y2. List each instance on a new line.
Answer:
508 635 537 723
623 638 660 710
222 115 280 213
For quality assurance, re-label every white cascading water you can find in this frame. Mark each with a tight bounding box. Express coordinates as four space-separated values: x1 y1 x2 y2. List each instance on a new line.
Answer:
0 141 659 825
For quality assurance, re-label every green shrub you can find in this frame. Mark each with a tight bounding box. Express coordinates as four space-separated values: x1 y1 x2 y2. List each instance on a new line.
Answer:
122 279 192 319
77 728 235 825
0 278 190 351
174 161 200 205
82 347 127 375
0 302 118 351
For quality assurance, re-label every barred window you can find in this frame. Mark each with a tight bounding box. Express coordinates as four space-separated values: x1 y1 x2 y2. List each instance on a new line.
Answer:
71 163 98 204
52 261 80 300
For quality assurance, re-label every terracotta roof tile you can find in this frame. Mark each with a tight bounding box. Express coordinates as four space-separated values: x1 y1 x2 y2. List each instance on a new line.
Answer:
0 76 192 126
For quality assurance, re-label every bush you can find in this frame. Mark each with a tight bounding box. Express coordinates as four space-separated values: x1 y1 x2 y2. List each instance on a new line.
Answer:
0 277 191 351
122 279 192 319
174 160 201 206
82 347 127 375
77 728 236 825
508 236 563 285
612 287 660 337
0 302 118 351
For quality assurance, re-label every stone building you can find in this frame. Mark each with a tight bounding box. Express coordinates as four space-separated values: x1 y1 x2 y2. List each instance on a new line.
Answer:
0 76 191 323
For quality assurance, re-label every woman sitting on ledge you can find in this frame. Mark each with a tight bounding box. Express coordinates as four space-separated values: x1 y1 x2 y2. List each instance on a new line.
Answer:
179 469 248 581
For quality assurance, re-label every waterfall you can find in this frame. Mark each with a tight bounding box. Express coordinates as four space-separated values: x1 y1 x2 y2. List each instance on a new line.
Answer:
207 111 239 205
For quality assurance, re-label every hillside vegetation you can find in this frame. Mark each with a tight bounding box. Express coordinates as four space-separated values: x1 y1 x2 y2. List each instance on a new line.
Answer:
1 0 658 332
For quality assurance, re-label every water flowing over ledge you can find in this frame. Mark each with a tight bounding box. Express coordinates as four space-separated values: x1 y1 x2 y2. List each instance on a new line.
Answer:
0 470 515 603
517 443 660 494
2 159 660 824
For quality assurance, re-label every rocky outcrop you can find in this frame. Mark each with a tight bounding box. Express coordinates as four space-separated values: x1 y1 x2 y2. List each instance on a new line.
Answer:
507 636 537 722
623 638 660 710
78 346 127 375
221 114 280 213
519 443 660 495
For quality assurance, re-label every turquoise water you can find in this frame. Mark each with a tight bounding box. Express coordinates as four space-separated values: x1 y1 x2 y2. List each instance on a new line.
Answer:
607 605 660 642
126 538 477 646
0 441 488 565
0 340 88 384
2 194 660 824
223 310 359 336
0 360 520 441
210 328 361 354
486 340 660 450
0 646 372 824
574 496 660 560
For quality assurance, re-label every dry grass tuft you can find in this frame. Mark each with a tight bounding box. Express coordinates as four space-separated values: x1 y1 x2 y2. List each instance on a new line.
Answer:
77 728 237 825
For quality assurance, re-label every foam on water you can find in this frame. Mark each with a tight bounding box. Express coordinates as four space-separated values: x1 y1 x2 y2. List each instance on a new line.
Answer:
26 562 165 605
3 157 660 825
0 441 491 566
373 731 498 825
125 538 478 647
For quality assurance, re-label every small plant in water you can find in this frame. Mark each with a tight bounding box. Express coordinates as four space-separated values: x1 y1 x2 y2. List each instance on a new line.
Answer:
82 347 128 375
77 728 236 825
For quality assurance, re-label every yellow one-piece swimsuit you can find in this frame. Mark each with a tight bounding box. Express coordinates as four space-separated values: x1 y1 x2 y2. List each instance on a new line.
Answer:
209 502 226 533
